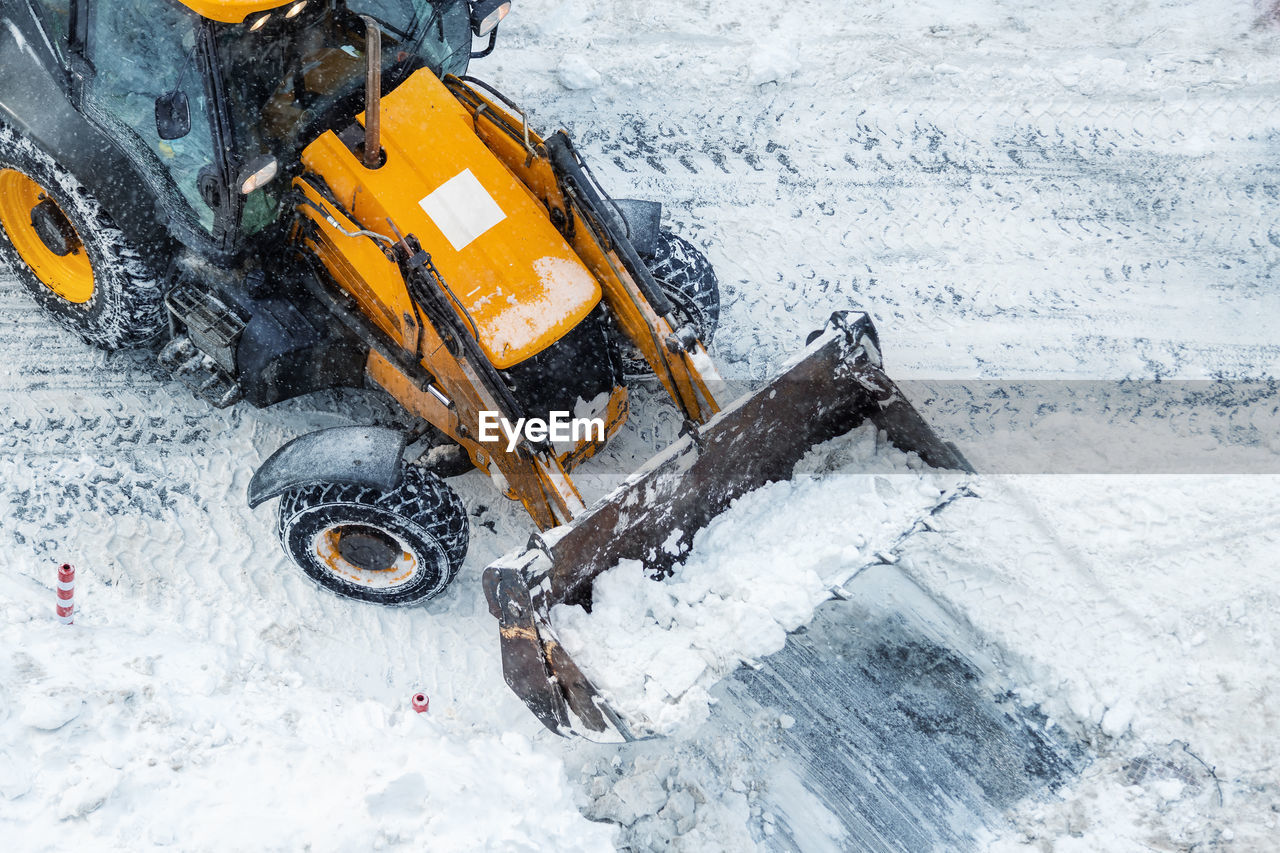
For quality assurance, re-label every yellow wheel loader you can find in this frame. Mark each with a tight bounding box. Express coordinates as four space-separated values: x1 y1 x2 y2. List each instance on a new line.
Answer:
0 0 970 739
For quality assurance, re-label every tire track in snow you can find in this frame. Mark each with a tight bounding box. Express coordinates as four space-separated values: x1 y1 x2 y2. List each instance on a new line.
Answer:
528 95 1280 380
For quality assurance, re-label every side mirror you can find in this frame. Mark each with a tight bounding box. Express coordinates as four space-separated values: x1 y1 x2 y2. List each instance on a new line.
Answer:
155 90 191 141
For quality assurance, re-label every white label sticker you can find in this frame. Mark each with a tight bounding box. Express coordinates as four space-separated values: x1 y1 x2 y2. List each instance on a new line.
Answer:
418 168 506 252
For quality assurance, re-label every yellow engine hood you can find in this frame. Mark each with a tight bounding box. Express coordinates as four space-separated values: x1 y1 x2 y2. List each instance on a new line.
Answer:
300 69 601 369
178 1 290 23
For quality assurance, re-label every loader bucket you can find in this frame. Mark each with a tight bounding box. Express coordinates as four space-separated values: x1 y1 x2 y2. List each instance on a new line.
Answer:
481 311 973 740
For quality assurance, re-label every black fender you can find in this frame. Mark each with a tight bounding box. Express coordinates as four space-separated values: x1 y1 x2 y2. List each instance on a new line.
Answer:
247 426 408 509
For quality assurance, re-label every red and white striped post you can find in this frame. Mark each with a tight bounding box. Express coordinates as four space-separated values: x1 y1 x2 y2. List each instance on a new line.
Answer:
56 563 75 625
411 692 429 714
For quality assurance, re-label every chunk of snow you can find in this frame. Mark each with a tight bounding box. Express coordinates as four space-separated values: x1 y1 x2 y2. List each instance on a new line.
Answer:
1101 700 1135 738
20 692 82 732
558 53 602 90
749 43 800 86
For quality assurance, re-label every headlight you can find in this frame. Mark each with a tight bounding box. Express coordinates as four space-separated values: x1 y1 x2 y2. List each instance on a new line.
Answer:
239 156 279 195
470 0 511 37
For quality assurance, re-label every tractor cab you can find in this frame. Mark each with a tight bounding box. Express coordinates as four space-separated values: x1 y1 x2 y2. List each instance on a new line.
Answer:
198 0 485 238
64 0 504 249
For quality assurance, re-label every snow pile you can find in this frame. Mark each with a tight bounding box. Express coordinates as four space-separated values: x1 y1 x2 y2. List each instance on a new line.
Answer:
991 746 1231 853
577 749 759 852
552 423 961 733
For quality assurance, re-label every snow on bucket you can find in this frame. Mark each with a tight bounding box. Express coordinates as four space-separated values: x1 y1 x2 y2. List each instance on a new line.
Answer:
411 693 429 714
56 563 74 624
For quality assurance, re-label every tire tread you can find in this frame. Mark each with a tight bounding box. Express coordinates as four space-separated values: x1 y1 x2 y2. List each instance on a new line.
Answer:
0 121 163 350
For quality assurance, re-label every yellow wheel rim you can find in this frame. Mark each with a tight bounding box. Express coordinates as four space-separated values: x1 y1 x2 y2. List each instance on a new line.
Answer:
0 169 94 304
314 525 418 590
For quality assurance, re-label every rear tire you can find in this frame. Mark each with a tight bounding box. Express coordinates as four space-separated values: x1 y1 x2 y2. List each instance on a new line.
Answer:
0 122 163 350
622 229 721 377
276 467 469 606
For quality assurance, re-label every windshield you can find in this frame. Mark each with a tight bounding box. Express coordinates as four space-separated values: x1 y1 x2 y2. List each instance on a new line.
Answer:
217 0 471 170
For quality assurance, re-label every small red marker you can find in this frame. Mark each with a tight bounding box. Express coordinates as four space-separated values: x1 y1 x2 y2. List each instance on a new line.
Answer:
411 693 429 714
56 563 75 625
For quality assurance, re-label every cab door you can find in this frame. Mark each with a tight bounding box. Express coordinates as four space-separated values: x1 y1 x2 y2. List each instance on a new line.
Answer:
76 1 223 241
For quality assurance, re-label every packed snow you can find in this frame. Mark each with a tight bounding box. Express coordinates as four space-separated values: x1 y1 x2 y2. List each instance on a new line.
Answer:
3 0 1280 850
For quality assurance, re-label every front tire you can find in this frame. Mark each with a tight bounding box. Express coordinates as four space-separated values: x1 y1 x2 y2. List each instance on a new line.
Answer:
0 122 163 350
622 229 721 377
647 230 720 343
276 467 469 606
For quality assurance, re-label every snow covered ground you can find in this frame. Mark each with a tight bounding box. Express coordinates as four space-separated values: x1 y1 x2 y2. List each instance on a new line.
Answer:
3 0 1280 850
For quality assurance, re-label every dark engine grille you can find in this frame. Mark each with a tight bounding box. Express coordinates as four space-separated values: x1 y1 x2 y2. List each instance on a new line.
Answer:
499 306 620 421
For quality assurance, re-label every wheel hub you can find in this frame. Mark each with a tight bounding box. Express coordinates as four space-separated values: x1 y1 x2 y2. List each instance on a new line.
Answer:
334 524 402 573
29 197 77 257
311 523 419 590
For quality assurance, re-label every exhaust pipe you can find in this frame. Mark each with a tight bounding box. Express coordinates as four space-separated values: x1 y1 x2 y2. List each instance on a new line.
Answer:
361 15 381 168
